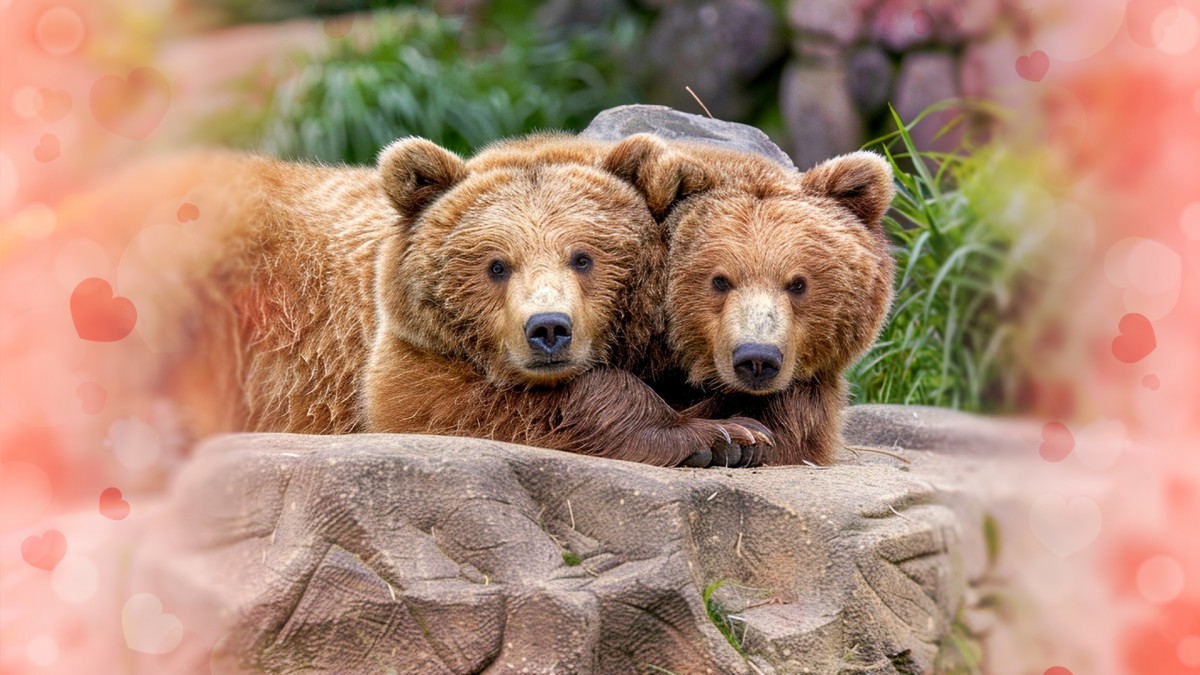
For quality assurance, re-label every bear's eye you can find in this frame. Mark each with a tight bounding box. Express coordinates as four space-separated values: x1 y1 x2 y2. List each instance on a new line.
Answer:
488 259 511 281
787 277 807 296
712 276 732 293
570 252 593 273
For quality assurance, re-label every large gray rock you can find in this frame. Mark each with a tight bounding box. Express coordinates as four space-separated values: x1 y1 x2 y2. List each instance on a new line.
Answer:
128 405 1038 674
787 0 874 44
869 0 1000 49
780 58 863 170
846 45 895 116
636 0 784 122
871 0 935 52
892 51 962 152
582 104 796 169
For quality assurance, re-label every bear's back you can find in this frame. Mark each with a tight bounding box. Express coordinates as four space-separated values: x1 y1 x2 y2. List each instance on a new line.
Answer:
128 155 396 436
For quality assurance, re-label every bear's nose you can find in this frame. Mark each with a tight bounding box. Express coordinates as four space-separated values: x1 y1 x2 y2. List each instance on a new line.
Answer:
525 313 573 355
732 343 782 389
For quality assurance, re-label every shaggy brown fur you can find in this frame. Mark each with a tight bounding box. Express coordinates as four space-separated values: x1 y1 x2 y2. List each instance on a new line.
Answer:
366 134 771 466
649 144 897 466
30 136 775 467
100 153 396 437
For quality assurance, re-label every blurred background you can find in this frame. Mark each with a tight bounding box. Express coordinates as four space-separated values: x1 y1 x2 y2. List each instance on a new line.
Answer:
172 0 1025 168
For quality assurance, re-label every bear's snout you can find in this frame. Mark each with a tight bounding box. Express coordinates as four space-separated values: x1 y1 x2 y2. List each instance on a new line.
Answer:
732 343 782 390
525 312 573 356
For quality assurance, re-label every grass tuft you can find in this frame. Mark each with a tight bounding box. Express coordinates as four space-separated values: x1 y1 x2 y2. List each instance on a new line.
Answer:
849 103 1042 413
703 580 746 656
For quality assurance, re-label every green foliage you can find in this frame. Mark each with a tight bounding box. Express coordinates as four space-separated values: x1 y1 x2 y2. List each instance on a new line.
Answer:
201 6 640 163
561 550 581 566
982 513 1002 569
935 607 984 674
702 580 746 656
848 104 1033 413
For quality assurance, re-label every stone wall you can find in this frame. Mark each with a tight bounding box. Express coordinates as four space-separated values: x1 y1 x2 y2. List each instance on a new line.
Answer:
539 0 1031 169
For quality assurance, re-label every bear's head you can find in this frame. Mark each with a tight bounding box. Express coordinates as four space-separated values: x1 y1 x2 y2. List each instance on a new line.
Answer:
375 134 702 386
665 149 896 394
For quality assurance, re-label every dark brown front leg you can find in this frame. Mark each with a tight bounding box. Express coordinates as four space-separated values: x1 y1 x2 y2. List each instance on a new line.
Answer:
688 376 847 466
755 376 846 465
365 339 772 467
547 368 773 467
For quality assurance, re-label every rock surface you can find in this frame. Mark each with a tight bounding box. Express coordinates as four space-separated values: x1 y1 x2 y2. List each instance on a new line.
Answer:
787 0 872 44
845 45 895 116
780 59 863 170
892 51 962 152
129 405 1036 674
582 104 797 169
635 0 783 123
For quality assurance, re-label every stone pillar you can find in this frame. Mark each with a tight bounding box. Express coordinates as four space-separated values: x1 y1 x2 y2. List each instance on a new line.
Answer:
780 41 863 169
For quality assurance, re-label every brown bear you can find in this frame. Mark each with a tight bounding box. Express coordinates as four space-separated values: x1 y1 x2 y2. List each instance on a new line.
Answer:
54 134 771 467
646 144 897 466
364 133 772 466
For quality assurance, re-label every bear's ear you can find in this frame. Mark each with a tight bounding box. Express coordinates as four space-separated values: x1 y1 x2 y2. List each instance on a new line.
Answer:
799 151 895 227
377 138 468 221
602 133 714 219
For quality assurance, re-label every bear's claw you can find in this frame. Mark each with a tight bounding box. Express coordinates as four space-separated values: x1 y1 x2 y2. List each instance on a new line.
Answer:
680 447 713 468
723 423 757 446
715 426 733 446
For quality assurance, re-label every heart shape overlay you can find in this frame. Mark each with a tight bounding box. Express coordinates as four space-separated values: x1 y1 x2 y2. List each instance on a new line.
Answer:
100 486 130 520
21 530 67 570
34 134 60 163
1016 50 1050 82
1030 495 1102 558
1112 313 1156 363
1039 421 1075 462
122 592 183 655
71 278 136 342
89 67 171 141
176 203 200 223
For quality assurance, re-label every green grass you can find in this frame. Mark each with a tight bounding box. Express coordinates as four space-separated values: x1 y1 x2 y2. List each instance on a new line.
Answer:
703 580 747 656
848 103 1035 413
200 6 640 163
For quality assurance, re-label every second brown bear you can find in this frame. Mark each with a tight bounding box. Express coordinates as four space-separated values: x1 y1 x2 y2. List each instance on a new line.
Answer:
650 143 897 466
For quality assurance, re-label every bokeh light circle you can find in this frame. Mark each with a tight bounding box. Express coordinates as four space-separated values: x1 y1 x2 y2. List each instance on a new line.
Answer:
1154 7 1199 54
26 635 59 667
51 554 100 603
1104 238 1181 319
1136 555 1185 604
1179 635 1200 667
12 87 40 118
13 202 57 240
109 417 162 471
1126 239 1182 295
1026 0 1126 61
34 7 86 56
1181 203 1200 240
